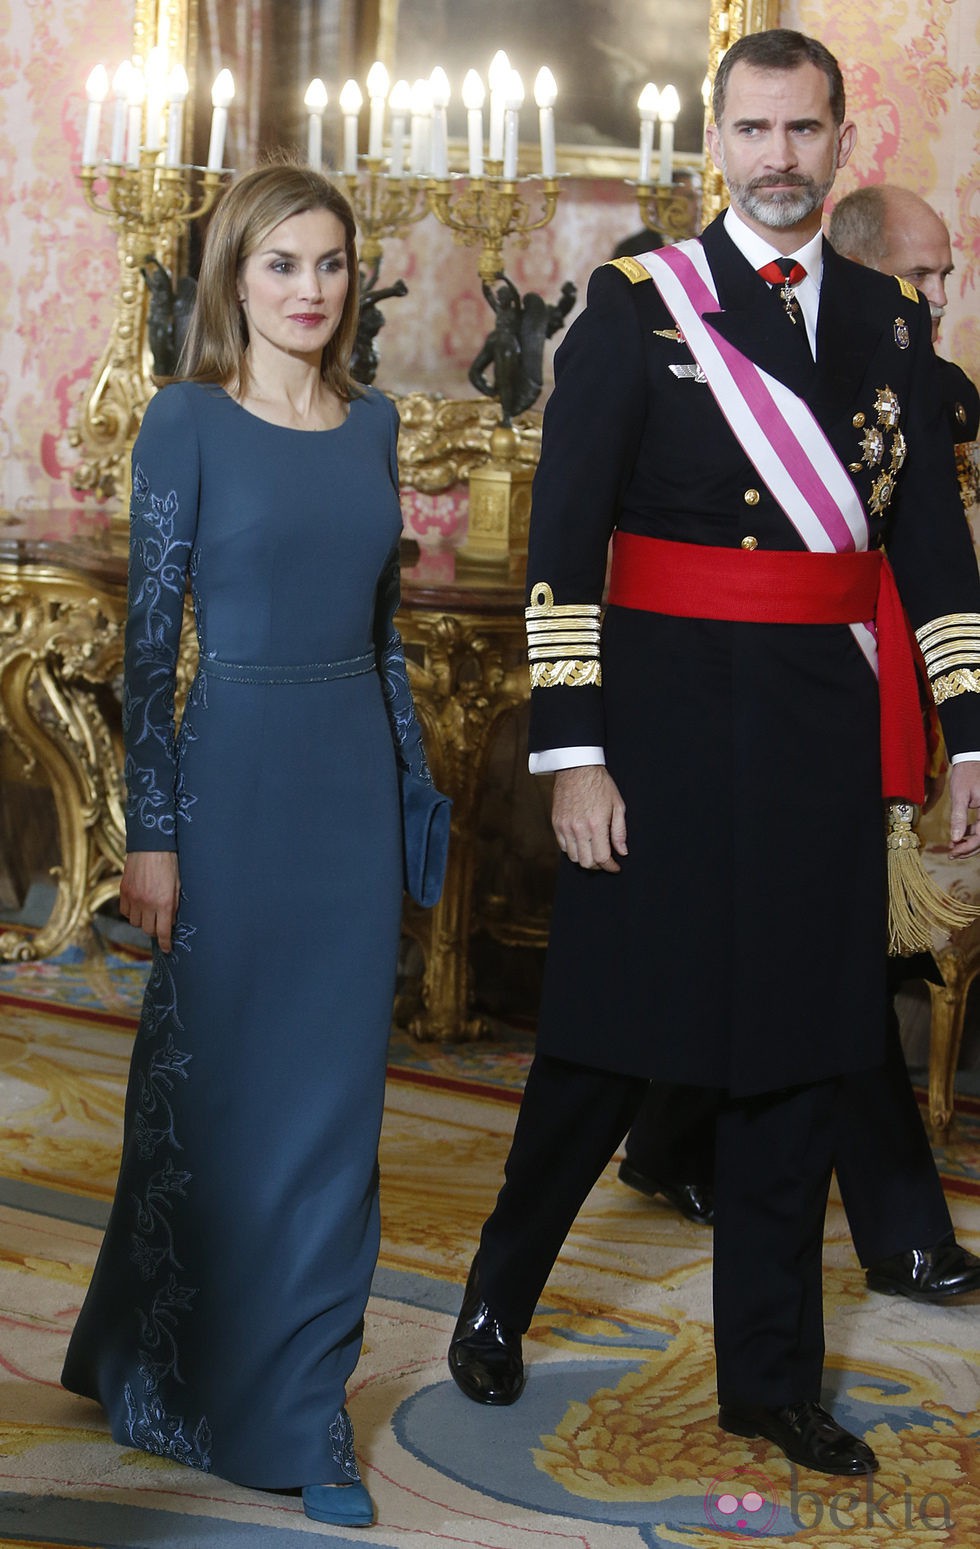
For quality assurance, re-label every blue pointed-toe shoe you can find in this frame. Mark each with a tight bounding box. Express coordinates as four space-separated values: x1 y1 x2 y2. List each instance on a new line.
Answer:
302 1480 375 1527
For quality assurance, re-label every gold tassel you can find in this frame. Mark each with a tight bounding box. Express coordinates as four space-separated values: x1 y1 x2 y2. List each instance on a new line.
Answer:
886 801 979 955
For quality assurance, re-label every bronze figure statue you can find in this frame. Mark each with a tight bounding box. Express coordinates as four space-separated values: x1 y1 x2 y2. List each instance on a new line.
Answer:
468 275 577 425
141 256 197 378
352 259 409 386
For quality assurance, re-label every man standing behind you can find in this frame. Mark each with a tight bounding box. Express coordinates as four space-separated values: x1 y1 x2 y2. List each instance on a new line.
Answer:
448 29 980 1478
829 183 979 441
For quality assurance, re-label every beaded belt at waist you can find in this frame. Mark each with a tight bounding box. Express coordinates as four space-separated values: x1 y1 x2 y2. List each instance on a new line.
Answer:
199 651 375 685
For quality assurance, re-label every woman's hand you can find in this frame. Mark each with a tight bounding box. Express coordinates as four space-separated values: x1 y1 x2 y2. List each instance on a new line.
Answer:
120 851 181 952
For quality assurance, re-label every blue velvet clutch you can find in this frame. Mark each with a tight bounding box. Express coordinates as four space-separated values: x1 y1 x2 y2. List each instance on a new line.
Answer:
400 769 451 907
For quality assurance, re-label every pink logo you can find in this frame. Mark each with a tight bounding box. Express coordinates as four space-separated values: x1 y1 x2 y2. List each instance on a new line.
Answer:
703 1467 780 1536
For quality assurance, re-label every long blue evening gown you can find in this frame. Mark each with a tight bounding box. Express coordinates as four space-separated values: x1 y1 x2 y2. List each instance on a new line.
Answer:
62 381 428 1490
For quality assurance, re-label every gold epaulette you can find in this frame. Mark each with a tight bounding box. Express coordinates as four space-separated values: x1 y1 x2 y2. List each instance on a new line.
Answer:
895 276 919 304
915 613 980 703
525 581 602 689
605 256 653 285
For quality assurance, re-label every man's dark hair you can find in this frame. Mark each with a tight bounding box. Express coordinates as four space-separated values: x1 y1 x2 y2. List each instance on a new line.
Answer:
712 28 846 128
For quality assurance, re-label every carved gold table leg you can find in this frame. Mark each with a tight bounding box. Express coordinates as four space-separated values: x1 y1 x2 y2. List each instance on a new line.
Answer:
926 932 980 1137
399 609 527 1042
0 579 126 961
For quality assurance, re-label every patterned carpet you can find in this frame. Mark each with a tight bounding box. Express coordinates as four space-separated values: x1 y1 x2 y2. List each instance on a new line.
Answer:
1 926 979 1547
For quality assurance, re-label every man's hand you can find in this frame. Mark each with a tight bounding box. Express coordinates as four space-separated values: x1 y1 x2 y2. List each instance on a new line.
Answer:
948 760 980 858
552 765 627 873
120 851 181 952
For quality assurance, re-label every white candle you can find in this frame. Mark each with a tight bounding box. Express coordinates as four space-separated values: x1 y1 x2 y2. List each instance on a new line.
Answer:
534 66 557 177
126 69 145 166
144 46 167 152
487 49 510 162
304 78 328 171
409 78 432 176
462 69 485 178
109 61 131 163
83 65 109 166
207 69 235 171
637 82 658 184
366 60 389 159
429 66 450 178
387 79 411 177
658 84 680 184
502 69 523 180
165 65 188 167
339 79 362 175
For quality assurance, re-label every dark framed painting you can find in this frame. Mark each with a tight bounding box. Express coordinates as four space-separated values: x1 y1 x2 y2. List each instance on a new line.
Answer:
187 0 712 176
389 0 711 170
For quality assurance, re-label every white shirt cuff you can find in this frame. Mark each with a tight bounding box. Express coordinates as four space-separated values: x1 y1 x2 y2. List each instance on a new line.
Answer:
528 746 606 774
951 751 980 763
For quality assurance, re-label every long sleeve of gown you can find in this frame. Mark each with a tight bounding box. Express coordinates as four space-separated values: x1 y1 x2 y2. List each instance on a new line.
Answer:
122 386 201 851
372 399 432 783
374 552 432 784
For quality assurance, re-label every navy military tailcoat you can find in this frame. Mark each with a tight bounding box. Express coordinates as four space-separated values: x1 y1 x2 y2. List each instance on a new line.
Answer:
527 212 980 1096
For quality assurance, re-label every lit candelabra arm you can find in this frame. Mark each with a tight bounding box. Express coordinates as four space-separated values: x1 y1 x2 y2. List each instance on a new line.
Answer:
631 178 699 243
339 159 430 268
71 150 230 514
425 163 562 285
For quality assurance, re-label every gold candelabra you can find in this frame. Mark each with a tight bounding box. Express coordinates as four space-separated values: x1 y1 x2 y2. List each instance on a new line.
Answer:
633 180 701 243
71 151 227 512
426 161 561 284
425 163 562 570
339 158 429 267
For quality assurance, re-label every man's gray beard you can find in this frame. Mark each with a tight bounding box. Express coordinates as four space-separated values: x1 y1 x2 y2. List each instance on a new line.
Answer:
722 161 834 229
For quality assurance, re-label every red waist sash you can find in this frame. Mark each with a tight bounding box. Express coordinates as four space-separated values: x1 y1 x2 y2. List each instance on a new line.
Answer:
608 531 926 804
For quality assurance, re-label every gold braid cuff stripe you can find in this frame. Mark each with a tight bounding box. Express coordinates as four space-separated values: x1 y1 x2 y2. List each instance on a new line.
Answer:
529 660 603 689
921 651 980 678
526 581 602 668
931 668 980 705
915 614 980 677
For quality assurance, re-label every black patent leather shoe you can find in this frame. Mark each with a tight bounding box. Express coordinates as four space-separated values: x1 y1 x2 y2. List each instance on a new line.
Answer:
448 1256 525 1406
617 1161 715 1224
719 1401 878 1476
865 1237 980 1303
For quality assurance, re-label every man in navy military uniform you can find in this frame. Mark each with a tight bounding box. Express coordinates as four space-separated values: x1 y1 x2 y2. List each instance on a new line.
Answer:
448 30 980 1476
619 185 980 1301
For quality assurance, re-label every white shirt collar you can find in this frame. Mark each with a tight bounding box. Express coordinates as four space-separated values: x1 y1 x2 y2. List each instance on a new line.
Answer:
722 206 824 354
723 205 824 290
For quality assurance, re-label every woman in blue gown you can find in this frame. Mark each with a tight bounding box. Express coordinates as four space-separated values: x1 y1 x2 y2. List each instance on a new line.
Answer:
61 164 440 1529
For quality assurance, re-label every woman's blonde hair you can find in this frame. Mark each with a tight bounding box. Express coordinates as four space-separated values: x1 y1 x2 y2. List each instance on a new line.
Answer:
178 160 361 401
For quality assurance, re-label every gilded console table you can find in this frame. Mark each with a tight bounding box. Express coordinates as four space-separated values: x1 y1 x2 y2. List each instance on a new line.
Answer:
0 514 533 1043
0 513 128 961
398 552 530 1041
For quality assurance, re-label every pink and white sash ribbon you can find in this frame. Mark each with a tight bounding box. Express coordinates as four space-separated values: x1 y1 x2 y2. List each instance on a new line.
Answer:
638 241 877 673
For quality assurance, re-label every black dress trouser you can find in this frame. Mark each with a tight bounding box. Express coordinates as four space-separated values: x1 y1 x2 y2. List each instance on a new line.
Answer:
477 1053 839 1407
623 1007 951 1265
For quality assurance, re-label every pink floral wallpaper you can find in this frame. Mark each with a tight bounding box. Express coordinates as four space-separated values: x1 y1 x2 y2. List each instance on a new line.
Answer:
782 0 980 385
0 0 129 514
0 1 976 513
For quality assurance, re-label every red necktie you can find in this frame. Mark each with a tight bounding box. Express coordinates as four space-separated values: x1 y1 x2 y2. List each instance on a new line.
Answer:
758 258 807 286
